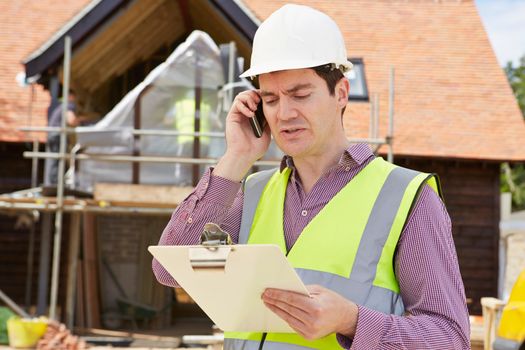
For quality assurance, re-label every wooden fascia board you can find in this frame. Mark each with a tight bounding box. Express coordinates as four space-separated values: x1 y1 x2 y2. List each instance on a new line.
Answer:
23 0 130 78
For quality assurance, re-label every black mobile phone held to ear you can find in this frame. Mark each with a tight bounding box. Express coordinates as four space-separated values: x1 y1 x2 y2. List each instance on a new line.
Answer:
249 101 267 138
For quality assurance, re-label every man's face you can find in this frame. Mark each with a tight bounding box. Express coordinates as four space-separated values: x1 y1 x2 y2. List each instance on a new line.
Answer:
258 68 347 160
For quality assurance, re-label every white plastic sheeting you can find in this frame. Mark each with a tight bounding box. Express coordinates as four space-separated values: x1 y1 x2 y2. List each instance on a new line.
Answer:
499 194 525 300
74 31 266 191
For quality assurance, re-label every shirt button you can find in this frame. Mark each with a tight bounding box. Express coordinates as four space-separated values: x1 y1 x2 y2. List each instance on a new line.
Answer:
187 217 193 224
345 166 351 172
301 210 308 217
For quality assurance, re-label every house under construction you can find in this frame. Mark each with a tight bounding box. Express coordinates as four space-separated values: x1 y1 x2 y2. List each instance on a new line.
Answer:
1 1 525 344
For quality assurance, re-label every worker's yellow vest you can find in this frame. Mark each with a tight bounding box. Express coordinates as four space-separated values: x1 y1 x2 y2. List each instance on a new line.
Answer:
224 157 442 349
497 269 525 343
174 99 211 144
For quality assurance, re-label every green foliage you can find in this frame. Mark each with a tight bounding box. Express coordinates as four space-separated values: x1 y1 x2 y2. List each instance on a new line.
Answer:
501 163 525 211
505 55 525 119
0 307 15 344
502 54 525 211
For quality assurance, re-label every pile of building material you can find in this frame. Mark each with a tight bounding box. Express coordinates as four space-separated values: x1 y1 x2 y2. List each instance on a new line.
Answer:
36 320 86 350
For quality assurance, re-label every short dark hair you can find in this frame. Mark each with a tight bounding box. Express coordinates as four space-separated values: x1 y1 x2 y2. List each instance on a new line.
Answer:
312 64 347 118
312 64 345 96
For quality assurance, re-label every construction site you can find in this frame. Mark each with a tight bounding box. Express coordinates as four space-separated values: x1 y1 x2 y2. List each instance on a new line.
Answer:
1 0 525 349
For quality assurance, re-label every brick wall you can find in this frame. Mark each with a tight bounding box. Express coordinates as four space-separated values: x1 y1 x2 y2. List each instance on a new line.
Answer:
96 214 173 328
97 215 169 264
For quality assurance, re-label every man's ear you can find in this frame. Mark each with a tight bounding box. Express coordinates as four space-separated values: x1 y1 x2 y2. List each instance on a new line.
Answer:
336 77 350 108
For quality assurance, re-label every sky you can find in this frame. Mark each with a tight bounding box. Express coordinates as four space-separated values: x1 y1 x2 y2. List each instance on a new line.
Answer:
475 0 525 67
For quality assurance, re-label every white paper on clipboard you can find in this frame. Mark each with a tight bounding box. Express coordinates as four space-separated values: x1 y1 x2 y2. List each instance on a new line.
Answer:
148 244 309 333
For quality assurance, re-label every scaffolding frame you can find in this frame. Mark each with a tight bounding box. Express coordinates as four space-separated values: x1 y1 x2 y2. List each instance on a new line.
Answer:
2 36 396 329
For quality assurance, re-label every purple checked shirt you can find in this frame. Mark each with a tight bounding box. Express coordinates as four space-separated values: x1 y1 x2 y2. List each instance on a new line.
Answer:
152 143 470 349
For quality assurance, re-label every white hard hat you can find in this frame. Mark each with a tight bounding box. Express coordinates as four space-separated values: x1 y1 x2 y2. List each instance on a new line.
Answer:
240 4 353 78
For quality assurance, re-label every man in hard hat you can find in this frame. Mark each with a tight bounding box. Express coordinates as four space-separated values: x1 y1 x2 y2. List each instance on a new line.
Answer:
153 4 469 349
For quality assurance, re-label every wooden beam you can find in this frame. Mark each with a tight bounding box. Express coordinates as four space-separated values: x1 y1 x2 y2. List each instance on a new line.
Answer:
94 183 193 205
132 84 153 184
80 16 183 91
75 263 85 328
82 213 101 328
36 213 53 315
65 213 81 329
73 0 165 78
193 66 202 186
75 0 184 91
74 327 182 342
190 0 252 66
177 0 193 32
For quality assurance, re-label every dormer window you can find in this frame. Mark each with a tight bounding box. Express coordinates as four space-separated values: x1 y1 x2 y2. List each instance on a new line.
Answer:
348 58 368 101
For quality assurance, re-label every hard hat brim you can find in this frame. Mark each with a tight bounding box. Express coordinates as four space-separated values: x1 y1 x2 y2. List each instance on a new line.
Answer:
239 60 353 79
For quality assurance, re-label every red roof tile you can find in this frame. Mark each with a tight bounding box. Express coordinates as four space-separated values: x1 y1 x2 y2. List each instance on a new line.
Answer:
242 0 525 161
0 0 90 143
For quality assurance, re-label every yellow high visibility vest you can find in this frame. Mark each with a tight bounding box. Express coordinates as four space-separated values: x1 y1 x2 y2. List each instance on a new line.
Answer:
174 98 211 144
497 269 525 342
225 157 442 349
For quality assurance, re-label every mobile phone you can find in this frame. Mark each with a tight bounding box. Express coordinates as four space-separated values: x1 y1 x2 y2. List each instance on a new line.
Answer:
249 101 267 138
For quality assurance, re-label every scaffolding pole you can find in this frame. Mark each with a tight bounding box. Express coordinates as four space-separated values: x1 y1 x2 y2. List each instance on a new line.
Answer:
387 67 395 163
19 127 227 138
49 36 71 320
24 140 39 311
24 79 38 311
22 152 282 167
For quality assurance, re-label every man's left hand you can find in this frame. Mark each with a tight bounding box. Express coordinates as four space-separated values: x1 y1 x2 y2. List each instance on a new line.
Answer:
262 285 358 340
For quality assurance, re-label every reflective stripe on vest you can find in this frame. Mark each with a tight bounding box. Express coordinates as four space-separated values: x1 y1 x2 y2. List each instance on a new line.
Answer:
225 157 442 349
225 338 318 350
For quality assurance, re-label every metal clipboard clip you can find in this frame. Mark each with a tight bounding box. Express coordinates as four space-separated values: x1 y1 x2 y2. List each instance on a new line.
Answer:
189 223 234 270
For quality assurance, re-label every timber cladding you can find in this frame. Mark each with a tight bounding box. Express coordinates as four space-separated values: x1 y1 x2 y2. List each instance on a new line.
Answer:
396 156 500 315
71 0 185 92
0 142 39 193
0 142 70 311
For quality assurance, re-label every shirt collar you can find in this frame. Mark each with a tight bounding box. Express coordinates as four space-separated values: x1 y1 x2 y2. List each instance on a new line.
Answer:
279 143 374 173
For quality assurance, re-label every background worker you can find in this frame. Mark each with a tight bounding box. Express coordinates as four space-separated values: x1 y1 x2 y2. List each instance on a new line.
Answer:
167 88 212 185
153 4 470 349
46 89 86 185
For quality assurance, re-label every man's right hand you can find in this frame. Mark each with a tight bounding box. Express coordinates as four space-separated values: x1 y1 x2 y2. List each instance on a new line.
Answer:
213 90 271 182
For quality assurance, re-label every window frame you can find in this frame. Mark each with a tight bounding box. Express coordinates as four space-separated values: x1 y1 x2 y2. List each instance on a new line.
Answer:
347 57 369 102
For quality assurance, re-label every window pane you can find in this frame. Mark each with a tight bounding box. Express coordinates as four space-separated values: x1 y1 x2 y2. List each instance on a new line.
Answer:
347 59 368 100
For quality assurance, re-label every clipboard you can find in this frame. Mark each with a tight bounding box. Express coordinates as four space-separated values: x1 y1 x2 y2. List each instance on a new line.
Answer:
148 244 309 333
